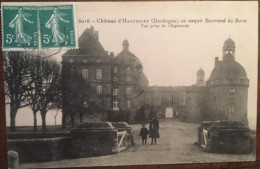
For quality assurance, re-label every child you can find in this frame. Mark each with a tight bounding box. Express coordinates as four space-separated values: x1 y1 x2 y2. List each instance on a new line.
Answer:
139 123 149 145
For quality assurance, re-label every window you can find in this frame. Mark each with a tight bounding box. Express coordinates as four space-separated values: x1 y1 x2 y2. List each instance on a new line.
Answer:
83 59 87 63
167 94 172 102
229 88 235 95
126 75 131 82
98 100 102 108
213 96 217 102
113 88 119 96
126 66 130 73
199 75 204 80
83 101 88 108
113 67 118 73
82 69 88 79
113 76 118 82
96 69 102 79
97 85 102 94
69 59 74 63
126 87 132 95
113 100 119 111
127 100 131 109
229 105 235 113
70 67 75 72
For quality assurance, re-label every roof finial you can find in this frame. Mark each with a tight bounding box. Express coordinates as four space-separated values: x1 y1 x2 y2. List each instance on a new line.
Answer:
229 34 230 39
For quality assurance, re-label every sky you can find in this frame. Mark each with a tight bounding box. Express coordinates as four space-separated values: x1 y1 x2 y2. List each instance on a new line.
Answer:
4 1 258 129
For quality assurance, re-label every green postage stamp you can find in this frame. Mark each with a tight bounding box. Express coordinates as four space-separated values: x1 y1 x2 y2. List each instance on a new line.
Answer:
39 5 76 49
2 6 38 50
2 4 77 50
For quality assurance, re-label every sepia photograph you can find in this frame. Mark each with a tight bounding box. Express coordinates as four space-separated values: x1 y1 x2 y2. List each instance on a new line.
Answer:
1 1 258 168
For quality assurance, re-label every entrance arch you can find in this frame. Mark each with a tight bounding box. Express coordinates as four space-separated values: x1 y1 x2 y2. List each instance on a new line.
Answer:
165 107 174 118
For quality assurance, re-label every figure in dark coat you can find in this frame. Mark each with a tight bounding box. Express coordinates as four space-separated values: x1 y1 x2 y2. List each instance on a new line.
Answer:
149 116 160 144
139 123 149 145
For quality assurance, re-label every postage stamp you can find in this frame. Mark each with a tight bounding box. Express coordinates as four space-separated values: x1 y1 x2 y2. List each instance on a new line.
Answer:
38 5 77 49
2 6 38 50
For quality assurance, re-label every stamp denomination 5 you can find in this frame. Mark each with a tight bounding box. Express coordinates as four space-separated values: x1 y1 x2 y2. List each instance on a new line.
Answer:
1 4 77 51
39 5 76 49
2 6 38 50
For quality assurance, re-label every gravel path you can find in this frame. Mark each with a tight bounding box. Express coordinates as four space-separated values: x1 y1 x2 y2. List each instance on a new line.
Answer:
21 119 255 168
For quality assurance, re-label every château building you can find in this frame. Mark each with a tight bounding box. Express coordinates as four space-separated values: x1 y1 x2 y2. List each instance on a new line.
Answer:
206 38 249 124
61 26 148 127
61 27 249 127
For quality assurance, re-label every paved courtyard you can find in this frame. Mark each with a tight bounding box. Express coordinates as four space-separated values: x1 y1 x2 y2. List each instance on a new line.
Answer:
21 119 255 168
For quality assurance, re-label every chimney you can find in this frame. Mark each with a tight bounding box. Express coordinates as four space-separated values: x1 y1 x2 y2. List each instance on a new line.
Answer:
109 52 114 57
90 26 94 35
106 51 109 55
215 57 219 66
94 31 99 40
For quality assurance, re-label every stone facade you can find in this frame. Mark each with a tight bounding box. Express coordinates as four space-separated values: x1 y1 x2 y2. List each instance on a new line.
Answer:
144 86 205 122
62 27 148 127
205 38 249 124
62 27 249 126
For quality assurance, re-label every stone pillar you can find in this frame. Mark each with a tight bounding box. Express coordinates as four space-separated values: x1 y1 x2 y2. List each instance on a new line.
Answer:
8 151 19 169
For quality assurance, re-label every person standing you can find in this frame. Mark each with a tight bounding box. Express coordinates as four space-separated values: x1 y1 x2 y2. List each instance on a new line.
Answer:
139 123 149 145
149 116 160 145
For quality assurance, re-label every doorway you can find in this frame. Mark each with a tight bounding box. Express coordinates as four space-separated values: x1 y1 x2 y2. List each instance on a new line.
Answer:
165 107 174 118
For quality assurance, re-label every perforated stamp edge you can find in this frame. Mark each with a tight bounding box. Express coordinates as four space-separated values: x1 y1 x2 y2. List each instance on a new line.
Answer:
1 2 79 51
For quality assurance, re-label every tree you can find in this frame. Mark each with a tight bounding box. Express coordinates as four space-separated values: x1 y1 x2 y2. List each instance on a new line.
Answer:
36 59 61 131
25 56 42 131
4 52 32 131
61 65 95 128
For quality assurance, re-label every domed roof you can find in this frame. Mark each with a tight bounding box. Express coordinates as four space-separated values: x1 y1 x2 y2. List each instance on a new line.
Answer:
113 48 142 65
197 68 205 75
209 60 247 81
223 38 235 48
113 40 142 66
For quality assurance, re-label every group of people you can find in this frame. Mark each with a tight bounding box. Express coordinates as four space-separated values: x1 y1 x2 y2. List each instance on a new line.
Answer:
139 116 160 145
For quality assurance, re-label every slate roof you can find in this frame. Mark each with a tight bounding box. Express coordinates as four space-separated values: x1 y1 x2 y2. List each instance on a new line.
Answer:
63 27 107 57
223 38 235 48
209 59 247 81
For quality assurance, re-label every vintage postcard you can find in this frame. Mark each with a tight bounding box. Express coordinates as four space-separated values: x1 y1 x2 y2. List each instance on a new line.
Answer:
1 1 258 168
